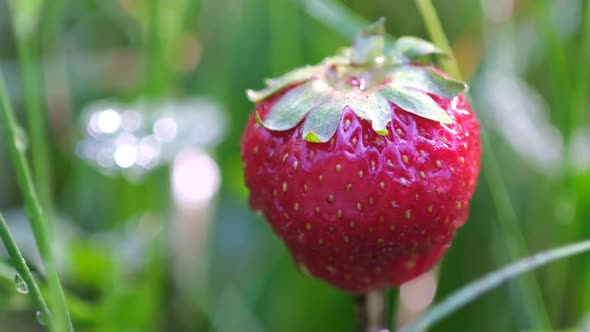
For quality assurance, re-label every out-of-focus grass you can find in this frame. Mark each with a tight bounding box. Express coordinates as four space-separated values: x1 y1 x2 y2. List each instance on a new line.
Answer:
0 0 589 331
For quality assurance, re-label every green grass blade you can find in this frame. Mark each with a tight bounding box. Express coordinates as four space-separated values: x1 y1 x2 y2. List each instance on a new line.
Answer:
0 69 74 331
533 0 572 137
0 212 55 331
8 1 54 223
294 0 368 40
144 0 164 98
572 0 590 135
480 131 552 328
16 35 51 214
413 0 461 80
399 239 590 332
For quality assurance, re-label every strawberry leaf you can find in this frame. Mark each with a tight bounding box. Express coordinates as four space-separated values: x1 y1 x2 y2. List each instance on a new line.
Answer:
346 92 391 135
257 80 331 131
379 85 453 124
390 66 467 99
302 98 345 143
350 18 386 65
389 36 445 63
247 66 319 102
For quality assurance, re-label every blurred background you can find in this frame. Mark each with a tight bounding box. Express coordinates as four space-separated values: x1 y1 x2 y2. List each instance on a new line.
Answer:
0 0 589 331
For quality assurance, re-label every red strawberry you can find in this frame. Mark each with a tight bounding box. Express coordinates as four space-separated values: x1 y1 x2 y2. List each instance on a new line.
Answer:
241 19 480 293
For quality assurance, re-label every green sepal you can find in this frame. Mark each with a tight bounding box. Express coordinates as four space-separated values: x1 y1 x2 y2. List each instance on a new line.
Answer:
379 85 453 124
256 80 331 131
389 36 445 63
248 20 466 143
350 17 386 66
346 92 391 135
390 66 467 99
302 98 345 143
247 66 319 102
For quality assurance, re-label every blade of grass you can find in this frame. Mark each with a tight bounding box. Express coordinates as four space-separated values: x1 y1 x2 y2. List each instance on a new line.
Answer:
0 212 54 331
0 69 74 331
413 0 461 79
413 0 551 328
399 239 590 332
144 0 164 98
572 0 590 315
480 131 552 328
11 31 53 216
269 0 303 75
571 0 590 130
295 0 369 40
8 0 51 215
533 0 572 137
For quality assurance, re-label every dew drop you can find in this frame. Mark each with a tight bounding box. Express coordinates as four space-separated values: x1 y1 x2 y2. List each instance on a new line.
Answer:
14 274 28 294
14 126 29 152
36 310 49 326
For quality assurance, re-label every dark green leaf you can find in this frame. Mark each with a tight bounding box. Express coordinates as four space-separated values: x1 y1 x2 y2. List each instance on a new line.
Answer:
247 66 319 102
346 92 391 135
379 85 453 124
350 18 385 65
257 81 331 131
389 36 444 63
302 98 346 142
390 66 467 99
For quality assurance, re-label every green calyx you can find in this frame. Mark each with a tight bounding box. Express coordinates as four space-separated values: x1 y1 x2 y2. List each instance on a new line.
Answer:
246 18 468 143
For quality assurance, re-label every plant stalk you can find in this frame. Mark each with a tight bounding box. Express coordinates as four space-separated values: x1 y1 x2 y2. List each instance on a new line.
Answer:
572 0 590 129
13 33 53 216
144 0 164 98
0 69 74 331
413 0 462 79
0 212 54 331
533 0 572 137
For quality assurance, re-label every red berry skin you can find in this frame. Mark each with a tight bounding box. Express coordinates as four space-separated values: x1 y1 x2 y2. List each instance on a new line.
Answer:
241 87 480 293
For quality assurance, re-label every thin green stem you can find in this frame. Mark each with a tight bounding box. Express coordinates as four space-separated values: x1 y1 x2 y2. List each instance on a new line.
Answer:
144 0 164 98
572 0 590 131
413 0 461 79
0 212 54 332
386 288 399 330
572 0 590 315
269 0 303 75
0 69 74 331
398 239 590 332
480 131 552 328
533 0 572 137
294 0 369 40
414 0 551 328
14 27 54 218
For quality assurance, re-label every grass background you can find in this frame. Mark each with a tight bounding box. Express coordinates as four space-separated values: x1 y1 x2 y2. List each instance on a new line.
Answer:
0 0 589 331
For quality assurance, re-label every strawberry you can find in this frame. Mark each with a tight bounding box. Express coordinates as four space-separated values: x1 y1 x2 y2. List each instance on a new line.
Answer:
241 19 480 293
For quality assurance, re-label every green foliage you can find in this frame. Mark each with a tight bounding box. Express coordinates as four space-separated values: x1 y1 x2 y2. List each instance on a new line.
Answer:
0 0 589 331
